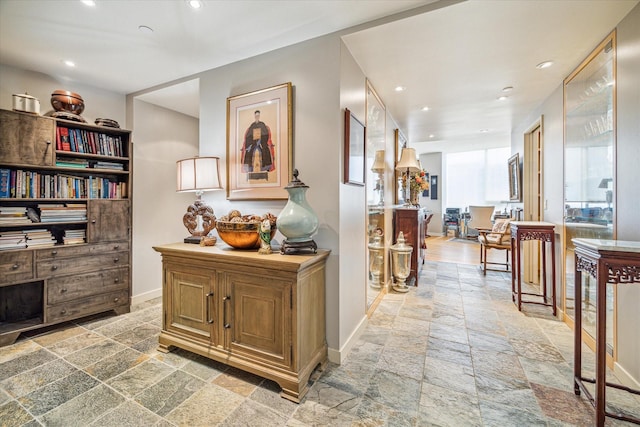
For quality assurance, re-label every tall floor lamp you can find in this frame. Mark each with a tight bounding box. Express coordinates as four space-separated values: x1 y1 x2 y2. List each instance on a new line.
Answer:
395 147 420 207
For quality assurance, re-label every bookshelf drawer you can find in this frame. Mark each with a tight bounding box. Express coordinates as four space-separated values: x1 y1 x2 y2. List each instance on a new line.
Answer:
0 251 34 284
36 241 129 260
46 289 129 323
47 267 129 304
37 251 129 278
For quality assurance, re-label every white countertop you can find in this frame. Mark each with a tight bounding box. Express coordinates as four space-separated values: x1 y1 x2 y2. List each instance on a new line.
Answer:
572 238 640 253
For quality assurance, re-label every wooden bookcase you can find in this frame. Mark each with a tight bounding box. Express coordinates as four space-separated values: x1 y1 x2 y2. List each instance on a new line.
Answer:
0 109 132 346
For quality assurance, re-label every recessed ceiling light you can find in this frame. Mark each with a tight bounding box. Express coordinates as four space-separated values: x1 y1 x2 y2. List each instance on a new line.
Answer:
479 129 490 133
62 60 75 67
81 0 96 6
502 86 513 92
536 60 554 69
138 25 154 33
421 106 430 112
497 95 508 101
429 134 435 139
188 0 202 9
394 86 405 92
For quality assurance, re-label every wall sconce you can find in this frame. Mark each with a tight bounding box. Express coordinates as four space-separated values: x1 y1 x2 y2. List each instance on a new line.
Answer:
395 147 420 207
176 156 222 244
371 150 385 206
390 231 413 293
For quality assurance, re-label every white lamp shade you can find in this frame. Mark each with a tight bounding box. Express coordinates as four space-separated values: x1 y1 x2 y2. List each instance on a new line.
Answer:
371 150 385 173
396 147 420 172
176 157 222 192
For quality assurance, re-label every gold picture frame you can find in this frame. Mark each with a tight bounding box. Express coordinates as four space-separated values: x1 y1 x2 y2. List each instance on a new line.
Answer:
226 82 292 200
394 128 407 204
508 153 521 202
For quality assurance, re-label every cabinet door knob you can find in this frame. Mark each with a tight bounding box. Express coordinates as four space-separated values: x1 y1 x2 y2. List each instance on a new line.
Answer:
11 264 19 270
91 219 96 224
114 245 120 250
60 288 67 293
52 265 58 271
114 278 119 283
60 309 67 315
52 250 58 255
113 257 119 263
114 297 119 302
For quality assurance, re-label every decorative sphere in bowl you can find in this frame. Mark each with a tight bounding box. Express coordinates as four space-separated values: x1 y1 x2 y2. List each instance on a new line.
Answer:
51 90 85 115
216 220 277 249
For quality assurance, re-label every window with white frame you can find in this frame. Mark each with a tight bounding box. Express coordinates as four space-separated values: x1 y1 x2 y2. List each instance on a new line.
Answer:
444 147 511 211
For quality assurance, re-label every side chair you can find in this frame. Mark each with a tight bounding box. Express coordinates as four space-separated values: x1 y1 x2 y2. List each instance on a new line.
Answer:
478 218 511 275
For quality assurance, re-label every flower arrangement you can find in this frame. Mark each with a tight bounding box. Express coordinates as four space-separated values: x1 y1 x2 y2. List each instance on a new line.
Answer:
403 169 429 194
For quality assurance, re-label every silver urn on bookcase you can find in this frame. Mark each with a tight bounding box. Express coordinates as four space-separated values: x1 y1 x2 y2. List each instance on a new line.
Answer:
277 169 319 255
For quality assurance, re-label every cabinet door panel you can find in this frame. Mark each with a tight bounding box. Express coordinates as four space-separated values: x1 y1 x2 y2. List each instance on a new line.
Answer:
0 110 54 166
166 269 215 342
228 274 291 367
87 200 130 243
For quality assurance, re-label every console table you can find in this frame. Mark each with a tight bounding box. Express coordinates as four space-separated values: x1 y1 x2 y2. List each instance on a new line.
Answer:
573 238 640 426
510 221 556 315
153 243 329 402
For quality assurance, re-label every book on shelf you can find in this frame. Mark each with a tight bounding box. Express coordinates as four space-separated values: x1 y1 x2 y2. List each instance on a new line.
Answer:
57 127 71 151
57 127 124 157
25 229 56 247
0 168 9 198
0 231 27 250
56 159 90 168
63 229 85 245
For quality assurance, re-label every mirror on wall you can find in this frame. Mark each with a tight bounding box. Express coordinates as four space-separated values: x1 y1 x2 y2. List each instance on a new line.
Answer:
563 32 615 356
365 81 386 311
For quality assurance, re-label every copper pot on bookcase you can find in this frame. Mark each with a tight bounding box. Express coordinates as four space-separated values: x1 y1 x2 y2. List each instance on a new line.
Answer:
51 90 85 115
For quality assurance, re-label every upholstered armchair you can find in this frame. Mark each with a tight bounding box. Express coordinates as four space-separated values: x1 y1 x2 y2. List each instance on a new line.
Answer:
477 218 511 275
467 205 495 238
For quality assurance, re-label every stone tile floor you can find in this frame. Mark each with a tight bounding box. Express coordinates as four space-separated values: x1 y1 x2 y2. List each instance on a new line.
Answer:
1 261 639 426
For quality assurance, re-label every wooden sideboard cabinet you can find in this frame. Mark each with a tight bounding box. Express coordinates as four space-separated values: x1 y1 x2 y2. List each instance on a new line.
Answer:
393 207 427 286
0 109 132 346
153 243 330 403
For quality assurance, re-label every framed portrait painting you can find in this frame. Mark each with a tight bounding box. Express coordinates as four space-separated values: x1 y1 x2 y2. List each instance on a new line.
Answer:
344 108 366 186
226 82 292 200
508 153 521 201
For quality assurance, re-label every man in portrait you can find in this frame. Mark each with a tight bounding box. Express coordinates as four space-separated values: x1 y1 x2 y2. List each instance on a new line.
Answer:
241 110 275 176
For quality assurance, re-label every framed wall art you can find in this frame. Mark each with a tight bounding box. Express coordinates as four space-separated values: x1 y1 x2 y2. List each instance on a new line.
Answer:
226 82 292 200
508 153 521 201
344 108 366 186
430 175 438 200
394 128 407 204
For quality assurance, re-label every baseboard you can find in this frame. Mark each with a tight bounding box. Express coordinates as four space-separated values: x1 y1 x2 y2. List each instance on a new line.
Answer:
327 314 368 364
131 288 162 306
614 361 640 390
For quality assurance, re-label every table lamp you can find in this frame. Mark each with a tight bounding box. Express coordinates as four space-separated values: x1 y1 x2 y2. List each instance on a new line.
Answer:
395 147 420 206
371 150 385 206
176 156 222 244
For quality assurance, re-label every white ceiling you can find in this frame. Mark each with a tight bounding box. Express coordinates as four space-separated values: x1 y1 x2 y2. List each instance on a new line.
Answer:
1 0 637 155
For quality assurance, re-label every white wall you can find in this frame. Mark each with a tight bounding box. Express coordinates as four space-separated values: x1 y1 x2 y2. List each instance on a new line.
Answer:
0 64 124 125
130 99 199 303
149 34 364 360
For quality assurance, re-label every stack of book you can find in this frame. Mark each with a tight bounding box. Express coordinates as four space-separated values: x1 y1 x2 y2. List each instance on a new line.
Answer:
0 230 27 250
56 159 90 169
39 204 87 223
0 206 31 225
92 161 124 170
25 229 56 248
63 229 85 245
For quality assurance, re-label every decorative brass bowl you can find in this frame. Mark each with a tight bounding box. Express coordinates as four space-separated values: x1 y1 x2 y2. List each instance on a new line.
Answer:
51 90 85 115
216 221 277 249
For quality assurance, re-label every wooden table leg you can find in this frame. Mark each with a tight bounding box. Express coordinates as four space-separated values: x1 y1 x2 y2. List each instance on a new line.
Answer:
595 270 607 427
574 265 582 396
